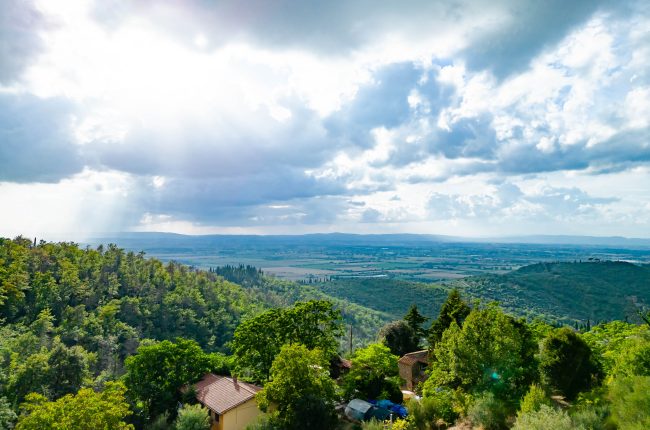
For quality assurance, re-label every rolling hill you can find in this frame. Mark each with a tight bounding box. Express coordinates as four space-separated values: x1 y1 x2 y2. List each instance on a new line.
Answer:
451 261 650 324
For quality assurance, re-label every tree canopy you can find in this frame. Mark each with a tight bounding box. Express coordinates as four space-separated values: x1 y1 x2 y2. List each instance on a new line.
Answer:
123 338 226 420
428 289 470 348
343 343 402 402
404 304 428 339
232 300 343 382
538 327 601 399
424 304 537 403
378 320 419 357
15 382 133 430
256 344 338 430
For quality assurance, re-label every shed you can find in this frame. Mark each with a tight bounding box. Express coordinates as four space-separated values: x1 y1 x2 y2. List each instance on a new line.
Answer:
193 374 263 430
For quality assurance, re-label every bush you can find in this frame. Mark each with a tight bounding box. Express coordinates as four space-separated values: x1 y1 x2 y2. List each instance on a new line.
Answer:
174 404 210 430
146 413 171 430
512 405 573 430
409 389 457 428
245 416 283 430
391 418 412 430
518 384 550 415
0 396 17 430
570 405 610 430
361 419 385 430
608 376 650 430
466 392 508 430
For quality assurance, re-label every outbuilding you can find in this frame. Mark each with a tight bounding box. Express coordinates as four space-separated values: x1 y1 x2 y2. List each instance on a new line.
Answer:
193 374 263 430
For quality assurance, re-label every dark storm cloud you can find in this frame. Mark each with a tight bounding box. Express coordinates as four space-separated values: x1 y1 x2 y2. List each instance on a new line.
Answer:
0 0 48 83
0 93 83 183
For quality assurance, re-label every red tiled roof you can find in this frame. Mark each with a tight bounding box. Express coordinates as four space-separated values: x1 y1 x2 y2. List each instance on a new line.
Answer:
398 350 429 366
194 374 261 415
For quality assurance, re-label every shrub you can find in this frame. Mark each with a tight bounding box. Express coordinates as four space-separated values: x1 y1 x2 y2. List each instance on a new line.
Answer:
412 390 457 427
361 419 385 430
512 405 573 430
146 413 171 430
570 405 610 430
174 404 210 430
608 376 650 430
518 384 550 415
466 392 508 430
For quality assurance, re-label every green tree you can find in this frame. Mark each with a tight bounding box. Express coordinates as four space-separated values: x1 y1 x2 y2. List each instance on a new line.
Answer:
174 404 210 430
428 289 470 348
124 338 215 420
342 343 401 402
424 304 537 403
404 304 428 339
45 337 94 399
256 344 337 430
581 321 650 378
15 382 133 430
232 300 342 382
518 384 550 415
539 327 601 400
0 396 17 430
7 351 51 403
608 375 650 430
378 320 419 357
638 308 650 328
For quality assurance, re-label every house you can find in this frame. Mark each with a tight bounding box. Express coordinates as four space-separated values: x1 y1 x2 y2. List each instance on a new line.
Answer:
193 374 263 430
329 355 352 379
398 350 429 391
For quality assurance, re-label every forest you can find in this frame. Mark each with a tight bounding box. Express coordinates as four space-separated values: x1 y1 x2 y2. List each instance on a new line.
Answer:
0 236 649 429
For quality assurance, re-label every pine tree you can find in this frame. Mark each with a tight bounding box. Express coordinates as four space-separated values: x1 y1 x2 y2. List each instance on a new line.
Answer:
404 304 428 339
428 289 470 348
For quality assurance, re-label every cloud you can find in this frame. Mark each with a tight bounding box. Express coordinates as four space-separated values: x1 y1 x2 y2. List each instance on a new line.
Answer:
0 0 48 83
462 0 605 78
132 170 347 222
0 93 83 182
91 1 464 54
1 0 649 236
427 182 616 222
324 63 423 147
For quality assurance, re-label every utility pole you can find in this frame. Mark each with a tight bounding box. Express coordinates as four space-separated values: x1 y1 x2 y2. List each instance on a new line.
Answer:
349 324 353 356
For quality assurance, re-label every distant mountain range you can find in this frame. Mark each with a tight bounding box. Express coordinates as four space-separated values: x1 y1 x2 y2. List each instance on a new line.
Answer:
86 232 650 248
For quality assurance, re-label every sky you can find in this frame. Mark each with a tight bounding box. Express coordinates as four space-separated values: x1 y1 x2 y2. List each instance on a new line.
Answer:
1 0 649 240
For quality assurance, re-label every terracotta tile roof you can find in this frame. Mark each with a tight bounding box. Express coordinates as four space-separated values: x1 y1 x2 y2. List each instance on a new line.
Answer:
398 350 429 366
194 374 261 415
